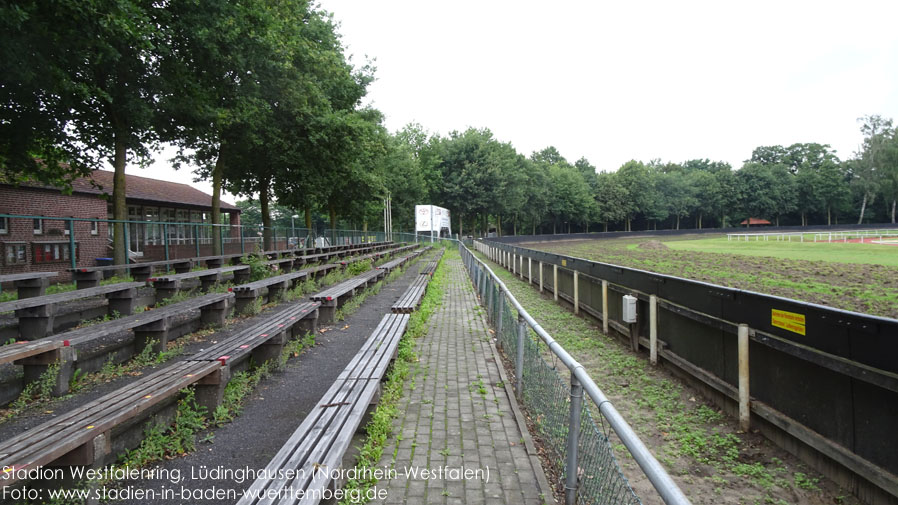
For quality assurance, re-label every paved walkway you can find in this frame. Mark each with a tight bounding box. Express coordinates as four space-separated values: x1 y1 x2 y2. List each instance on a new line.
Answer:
372 255 553 505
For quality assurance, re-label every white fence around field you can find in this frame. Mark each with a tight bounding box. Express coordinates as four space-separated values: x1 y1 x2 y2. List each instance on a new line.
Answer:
726 229 898 243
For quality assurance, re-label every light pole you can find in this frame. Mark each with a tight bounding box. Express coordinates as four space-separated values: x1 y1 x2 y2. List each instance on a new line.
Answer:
291 214 299 248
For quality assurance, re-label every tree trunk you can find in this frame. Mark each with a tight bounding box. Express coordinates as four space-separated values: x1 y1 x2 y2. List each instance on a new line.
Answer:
552 218 556 235
625 217 630 232
211 153 224 256
513 216 517 236
112 137 128 268
603 221 608 232
892 199 896 224
459 213 463 238
827 206 832 226
676 215 680 230
857 192 868 224
259 178 272 251
329 201 337 244
497 215 502 237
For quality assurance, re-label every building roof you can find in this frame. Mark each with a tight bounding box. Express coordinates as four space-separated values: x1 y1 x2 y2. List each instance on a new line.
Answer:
69 170 238 211
740 218 772 225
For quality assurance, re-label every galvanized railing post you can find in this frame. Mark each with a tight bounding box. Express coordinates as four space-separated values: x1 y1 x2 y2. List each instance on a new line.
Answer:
496 291 505 338
163 223 170 262
68 218 76 270
240 226 245 254
516 314 526 399
566 374 583 505
194 224 200 257
487 277 495 323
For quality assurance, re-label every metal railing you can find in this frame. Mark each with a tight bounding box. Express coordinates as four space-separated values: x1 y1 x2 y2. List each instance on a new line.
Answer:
458 241 690 505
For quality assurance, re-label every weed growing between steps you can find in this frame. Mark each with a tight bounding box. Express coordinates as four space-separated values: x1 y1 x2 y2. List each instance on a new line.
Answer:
338 250 449 504
0 362 59 423
56 329 319 500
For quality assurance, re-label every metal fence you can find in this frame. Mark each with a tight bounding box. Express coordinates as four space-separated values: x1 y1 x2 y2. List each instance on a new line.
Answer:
0 212 451 272
458 242 690 505
477 236 898 503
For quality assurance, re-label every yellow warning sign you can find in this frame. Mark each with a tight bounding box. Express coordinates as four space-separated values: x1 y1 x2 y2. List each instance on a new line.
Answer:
561 259 567 267
771 309 806 336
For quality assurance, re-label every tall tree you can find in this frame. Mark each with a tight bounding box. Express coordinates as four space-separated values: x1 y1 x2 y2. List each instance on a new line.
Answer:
855 115 893 224
3 0 164 265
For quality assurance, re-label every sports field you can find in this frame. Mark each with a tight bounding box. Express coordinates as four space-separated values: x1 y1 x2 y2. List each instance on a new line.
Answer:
525 234 898 319
665 236 898 266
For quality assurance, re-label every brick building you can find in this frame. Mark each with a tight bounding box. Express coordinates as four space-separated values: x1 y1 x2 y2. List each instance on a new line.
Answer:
1 169 240 281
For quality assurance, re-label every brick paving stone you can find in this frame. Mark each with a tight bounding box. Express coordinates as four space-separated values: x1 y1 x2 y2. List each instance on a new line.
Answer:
370 255 552 505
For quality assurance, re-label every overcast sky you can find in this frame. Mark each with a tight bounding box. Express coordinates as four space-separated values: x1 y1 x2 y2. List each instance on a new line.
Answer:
142 0 898 202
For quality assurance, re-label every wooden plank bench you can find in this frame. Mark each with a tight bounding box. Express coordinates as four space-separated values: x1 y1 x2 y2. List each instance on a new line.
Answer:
192 253 246 269
375 245 427 273
0 272 58 299
237 313 409 505
149 265 251 302
3 292 233 397
308 269 386 324
230 270 310 314
264 257 297 273
391 275 430 314
70 258 193 288
186 302 320 404
419 248 445 276
0 360 221 487
0 339 64 366
0 282 146 339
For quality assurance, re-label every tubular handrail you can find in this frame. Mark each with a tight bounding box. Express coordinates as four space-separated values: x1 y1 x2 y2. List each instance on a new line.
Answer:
459 241 691 505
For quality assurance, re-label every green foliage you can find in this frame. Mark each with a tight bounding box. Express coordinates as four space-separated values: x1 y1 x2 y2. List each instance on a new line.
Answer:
241 253 270 282
1 363 59 422
346 259 372 276
121 389 207 466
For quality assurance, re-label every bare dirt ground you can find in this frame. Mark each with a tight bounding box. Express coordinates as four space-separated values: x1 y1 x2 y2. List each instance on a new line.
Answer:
527 236 898 319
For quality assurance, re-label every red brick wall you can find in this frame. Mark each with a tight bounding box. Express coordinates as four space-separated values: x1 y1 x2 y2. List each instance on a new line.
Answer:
0 186 108 282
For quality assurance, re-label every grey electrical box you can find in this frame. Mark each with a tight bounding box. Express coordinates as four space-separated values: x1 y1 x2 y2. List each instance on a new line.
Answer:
622 295 637 323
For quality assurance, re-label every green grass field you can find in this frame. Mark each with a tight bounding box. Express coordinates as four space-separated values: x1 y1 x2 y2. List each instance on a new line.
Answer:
529 233 898 318
663 237 898 267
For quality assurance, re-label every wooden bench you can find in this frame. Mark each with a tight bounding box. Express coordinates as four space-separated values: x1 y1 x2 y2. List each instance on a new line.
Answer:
263 257 297 273
0 282 146 339
0 360 221 487
420 248 445 276
70 258 193 288
186 302 320 404
237 313 409 505
308 269 386 324
1 292 233 398
391 275 430 314
192 253 246 269
230 270 310 314
0 272 58 299
149 265 250 302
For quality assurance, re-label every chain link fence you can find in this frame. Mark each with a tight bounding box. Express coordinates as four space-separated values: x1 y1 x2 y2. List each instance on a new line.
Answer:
460 242 690 505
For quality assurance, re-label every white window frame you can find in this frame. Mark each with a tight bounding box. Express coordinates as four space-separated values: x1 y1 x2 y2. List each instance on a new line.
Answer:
91 220 99 235
33 218 43 235
5 242 27 265
0 216 7 234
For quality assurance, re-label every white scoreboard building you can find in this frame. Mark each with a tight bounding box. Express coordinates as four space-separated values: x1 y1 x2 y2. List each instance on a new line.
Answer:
415 205 452 239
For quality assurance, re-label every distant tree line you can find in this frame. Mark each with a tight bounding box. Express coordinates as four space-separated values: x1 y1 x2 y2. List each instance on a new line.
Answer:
380 116 898 237
3 2 897 258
